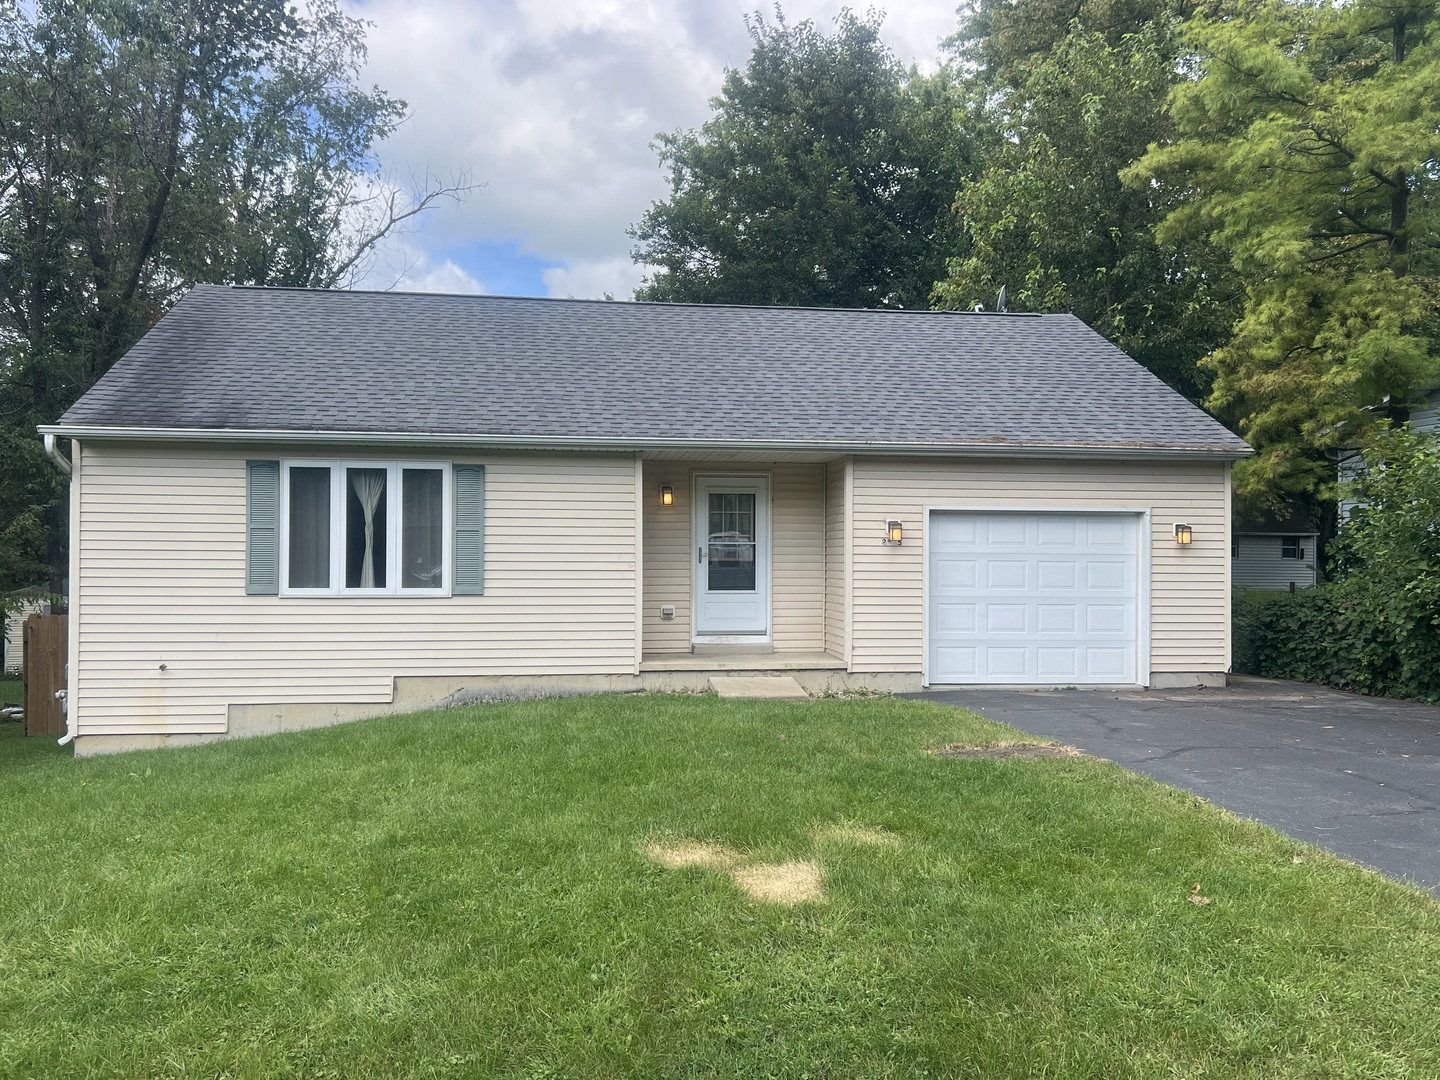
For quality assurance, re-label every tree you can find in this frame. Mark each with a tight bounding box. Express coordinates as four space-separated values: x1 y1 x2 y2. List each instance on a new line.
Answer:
934 21 1237 399
1125 0 1440 499
0 0 467 607
630 8 990 309
951 0 1198 84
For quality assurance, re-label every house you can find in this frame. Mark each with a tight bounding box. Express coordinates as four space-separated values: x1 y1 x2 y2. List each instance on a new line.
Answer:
1337 383 1439 520
1232 505 1318 591
2 597 51 677
40 286 1251 756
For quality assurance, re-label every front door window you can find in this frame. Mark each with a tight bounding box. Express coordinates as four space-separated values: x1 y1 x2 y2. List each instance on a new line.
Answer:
708 492 757 591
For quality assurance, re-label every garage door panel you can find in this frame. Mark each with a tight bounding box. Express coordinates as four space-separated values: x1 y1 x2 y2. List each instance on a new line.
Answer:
1036 605 1077 633
930 511 1140 685
935 559 977 588
985 604 1028 633
984 647 1028 677
1037 518 1077 545
1085 561 1130 590
987 561 1029 589
934 602 977 632
1036 647 1079 677
1086 518 1132 547
1085 647 1131 678
936 646 977 676
1037 561 1077 589
1085 604 1129 633
987 518 1027 545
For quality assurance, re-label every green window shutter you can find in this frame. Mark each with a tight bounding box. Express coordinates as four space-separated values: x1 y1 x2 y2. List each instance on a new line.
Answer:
246 460 281 595
453 464 485 595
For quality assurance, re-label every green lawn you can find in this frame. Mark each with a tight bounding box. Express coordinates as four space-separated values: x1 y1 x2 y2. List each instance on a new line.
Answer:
2 695 1437 1078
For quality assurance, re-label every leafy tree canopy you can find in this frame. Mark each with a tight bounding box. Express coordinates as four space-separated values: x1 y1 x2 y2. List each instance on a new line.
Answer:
630 8 990 309
950 0 1198 82
934 20 1237 399
0 0 465 605
1126 0 1440 497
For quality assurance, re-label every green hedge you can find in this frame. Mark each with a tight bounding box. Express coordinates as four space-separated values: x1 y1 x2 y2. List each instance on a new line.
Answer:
1233 583 1440 704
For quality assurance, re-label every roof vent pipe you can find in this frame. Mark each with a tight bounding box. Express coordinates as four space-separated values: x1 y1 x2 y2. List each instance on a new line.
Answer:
42 432 72 475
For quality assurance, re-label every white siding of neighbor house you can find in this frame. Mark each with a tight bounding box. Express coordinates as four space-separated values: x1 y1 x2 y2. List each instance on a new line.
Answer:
4 604 41 675
824 459 849 660
1411 390 1439 435
73 443 640 735
1233 535 1318 591
641 461 826 654
848 456 1231 679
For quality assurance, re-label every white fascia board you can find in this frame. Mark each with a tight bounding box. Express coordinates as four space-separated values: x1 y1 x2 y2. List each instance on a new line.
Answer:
36 424 1254 461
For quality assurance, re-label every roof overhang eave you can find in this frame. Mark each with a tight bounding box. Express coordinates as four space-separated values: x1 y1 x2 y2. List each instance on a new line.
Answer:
38 424 1255 461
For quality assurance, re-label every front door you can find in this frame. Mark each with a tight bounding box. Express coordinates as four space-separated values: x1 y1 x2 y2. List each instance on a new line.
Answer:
693 476 770 637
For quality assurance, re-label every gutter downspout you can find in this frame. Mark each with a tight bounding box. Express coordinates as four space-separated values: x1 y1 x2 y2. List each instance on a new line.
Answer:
43 432 72 475
42 433 75 744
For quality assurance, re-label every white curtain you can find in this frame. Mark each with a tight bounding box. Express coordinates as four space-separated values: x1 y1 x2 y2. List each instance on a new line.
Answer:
351 470 385 588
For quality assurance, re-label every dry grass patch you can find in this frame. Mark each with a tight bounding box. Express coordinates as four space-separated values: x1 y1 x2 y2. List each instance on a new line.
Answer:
810 822 900 847
930 740 1083 760
646 839 827 905
729 860 825 905
644 839 742 870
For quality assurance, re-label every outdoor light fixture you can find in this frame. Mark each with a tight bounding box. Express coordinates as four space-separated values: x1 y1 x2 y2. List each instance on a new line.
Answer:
660 484 674 507
1173 522 1193 545
885 519 904 545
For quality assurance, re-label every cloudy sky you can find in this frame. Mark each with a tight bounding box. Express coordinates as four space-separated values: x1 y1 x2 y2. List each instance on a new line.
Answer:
345 1 960 300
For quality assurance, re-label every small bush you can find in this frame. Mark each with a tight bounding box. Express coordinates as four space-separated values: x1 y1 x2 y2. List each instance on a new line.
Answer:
1233 430 1440 703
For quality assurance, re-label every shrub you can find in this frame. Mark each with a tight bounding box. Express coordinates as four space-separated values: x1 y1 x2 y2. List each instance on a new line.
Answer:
1232 430 1440 703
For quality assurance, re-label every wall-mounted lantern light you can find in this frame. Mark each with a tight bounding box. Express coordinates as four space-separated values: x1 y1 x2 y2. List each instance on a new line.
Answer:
884 519 904 545
1173 522 1193 545
660 484 674 507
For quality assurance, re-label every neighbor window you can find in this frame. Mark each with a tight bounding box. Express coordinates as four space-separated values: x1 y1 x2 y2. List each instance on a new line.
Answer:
1281 536 1304 560
281 461 450 595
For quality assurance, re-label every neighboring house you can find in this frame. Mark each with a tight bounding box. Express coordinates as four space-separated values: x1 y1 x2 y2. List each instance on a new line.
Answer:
2 598 49 677
1232 506 1318 591
1337 384 1439 520
41 286 1251 756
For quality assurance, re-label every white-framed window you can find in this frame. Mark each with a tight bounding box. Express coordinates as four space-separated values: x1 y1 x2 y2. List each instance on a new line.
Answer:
280 460 452 596
1281 536 1305 560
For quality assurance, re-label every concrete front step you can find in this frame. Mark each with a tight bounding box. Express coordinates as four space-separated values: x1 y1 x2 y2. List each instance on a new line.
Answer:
709 675 810 700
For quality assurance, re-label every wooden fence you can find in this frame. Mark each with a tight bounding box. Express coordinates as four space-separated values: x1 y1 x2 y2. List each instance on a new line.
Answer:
23 615 67 738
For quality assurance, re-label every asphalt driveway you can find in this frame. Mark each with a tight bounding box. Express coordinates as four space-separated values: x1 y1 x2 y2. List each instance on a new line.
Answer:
917 676 1440 894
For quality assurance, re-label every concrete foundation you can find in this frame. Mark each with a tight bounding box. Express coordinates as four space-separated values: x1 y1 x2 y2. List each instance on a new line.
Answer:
69 666 924 756
68 668 1224 756
1148 671 1229 690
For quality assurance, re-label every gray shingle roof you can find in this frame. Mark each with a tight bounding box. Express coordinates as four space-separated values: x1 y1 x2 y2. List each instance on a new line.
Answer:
54 285 1250 455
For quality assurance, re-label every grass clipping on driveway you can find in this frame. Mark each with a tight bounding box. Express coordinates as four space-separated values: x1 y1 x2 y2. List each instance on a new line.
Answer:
2 696 1438 1078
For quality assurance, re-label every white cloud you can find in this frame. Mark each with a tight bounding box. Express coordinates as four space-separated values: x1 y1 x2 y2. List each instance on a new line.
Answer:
542 258 650 301
343 1 960 299
404 257 487 295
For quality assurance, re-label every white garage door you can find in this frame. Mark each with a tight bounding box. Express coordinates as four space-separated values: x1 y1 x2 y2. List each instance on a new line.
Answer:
928 511 1141 685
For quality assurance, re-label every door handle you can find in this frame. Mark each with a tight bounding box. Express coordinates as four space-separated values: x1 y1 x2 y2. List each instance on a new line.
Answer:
698 546 705 563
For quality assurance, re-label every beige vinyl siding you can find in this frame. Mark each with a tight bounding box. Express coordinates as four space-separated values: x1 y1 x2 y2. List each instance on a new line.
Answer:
74 443 640 735
642 461 826 653
641 461 692 654
770 464 825 651
824 459 848 659
849 456 1230 677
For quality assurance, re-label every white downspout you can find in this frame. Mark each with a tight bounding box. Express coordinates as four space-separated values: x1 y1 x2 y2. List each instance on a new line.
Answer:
43 432 72 475
42 433 75 744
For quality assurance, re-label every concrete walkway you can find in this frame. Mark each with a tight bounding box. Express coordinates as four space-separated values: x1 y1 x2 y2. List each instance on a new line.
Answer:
916 677 1440 894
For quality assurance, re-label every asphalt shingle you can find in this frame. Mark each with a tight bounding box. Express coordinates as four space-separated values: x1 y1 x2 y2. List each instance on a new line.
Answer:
55 285 1250 454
